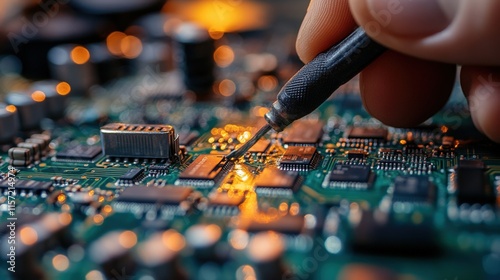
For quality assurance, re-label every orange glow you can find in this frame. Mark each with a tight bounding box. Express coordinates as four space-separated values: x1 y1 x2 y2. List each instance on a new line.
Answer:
31 90 46 102
52 254 70 271
121 36 143 59
118 230 137 248
20 226 38 245
58 213 72 225
162 230 185 252
257 75 278 92
165 1 268 33
219 79 236 97
70 46 90 65
106 31 127 56
93 214 104 225
57 194 66 203
5 105 16 113
56 82 71 96
102 205 113 215
214 45 234 67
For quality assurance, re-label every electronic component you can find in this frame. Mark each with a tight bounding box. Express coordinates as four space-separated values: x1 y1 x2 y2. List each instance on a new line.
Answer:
248 139 271 154
17 142 41 161
239 214 305 235
346 149 368 160
279 146 321 171
30 80 68 119
117 186 193 205
100 123 180 161
247 231 287 280
56 145 102 161
116 168 145 186
454 160 494 205
176 155 233 187
326 164 374 189
0 179 53 195
148 165 169 177
282 120 323 146
350 210 438 255
208 191 245 207
185 224 224 262
5 92 45 130
392 176 434 204
346 126 388 140
0 103 19 143
89 231 136 280
254 168 303 195
8 147 32 167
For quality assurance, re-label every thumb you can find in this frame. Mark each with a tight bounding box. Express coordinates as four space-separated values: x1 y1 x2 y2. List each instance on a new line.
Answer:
349 0 500 65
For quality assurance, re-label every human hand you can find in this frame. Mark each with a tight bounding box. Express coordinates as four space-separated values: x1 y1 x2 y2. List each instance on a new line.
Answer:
296 0 500 142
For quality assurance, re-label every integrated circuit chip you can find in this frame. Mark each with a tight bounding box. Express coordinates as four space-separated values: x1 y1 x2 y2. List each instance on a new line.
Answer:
0 179 53 195
326 164 374 189
208 191 245 207
248 139 271 154
116 168 145 186
117 186 193 205
176 155 233 187
56 145 102 161
392 176 434 204
239 214 305 235
282 120 323 146
346 127 388 140
254 168 303 195
454 161 494 205
279 146 321 171
346 149 368 160
148 165 169 177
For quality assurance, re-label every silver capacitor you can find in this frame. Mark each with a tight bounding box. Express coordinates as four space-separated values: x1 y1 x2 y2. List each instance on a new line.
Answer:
0 103 20 143
5 92 46 131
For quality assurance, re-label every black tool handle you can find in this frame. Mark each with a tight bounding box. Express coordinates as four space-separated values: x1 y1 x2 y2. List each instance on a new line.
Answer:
265 27 387 131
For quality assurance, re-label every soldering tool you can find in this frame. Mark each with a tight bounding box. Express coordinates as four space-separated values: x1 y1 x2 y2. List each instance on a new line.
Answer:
227 27 387 160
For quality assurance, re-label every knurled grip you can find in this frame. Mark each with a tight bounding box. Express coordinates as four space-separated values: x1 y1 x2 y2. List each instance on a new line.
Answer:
265 27 387 131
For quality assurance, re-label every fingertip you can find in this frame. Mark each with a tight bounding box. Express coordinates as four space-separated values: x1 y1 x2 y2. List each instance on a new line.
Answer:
460 66 500 143
359 51 455 127
296 0 356 63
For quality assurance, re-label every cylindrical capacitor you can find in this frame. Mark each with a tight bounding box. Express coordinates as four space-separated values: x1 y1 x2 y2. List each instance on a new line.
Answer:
0 103 20 143
30 80 70 119
48 44 96 96
247 231 287 280
5 92 46 131
185 224 223 263
174 23 215 100
136 229 188 280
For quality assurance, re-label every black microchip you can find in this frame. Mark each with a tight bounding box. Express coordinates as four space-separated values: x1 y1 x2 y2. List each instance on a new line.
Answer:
248 139 271 154
347 127 388 140
117 186 192 205
393 176 434 204
254 168 303 194
241 215 305 235
346 149 367 160
279 146 321 171
56 145 102 161
116 168 145 186
177 155 233 186
282 120 323 146
208 191 245 207
455 162 494 205
350 210 438 256
0 179 53 195
327 164 374 189
148 165 169 177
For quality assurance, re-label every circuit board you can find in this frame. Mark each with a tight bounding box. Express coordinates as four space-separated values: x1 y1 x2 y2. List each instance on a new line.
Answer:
1 6 500 280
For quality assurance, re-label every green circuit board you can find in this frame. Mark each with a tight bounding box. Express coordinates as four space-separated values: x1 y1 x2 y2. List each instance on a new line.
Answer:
1 70 500 280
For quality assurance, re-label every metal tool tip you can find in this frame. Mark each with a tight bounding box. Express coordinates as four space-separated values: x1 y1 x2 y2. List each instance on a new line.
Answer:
226 124 272 161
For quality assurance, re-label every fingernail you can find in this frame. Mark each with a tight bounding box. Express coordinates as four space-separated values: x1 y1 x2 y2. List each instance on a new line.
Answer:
367 0 453 36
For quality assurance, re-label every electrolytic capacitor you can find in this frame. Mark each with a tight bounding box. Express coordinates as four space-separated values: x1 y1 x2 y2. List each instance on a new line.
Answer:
30 80 71 119
0 103 20 143
5 92 46 131
174 23 215 100
247 231 288 280
47 44 96 96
